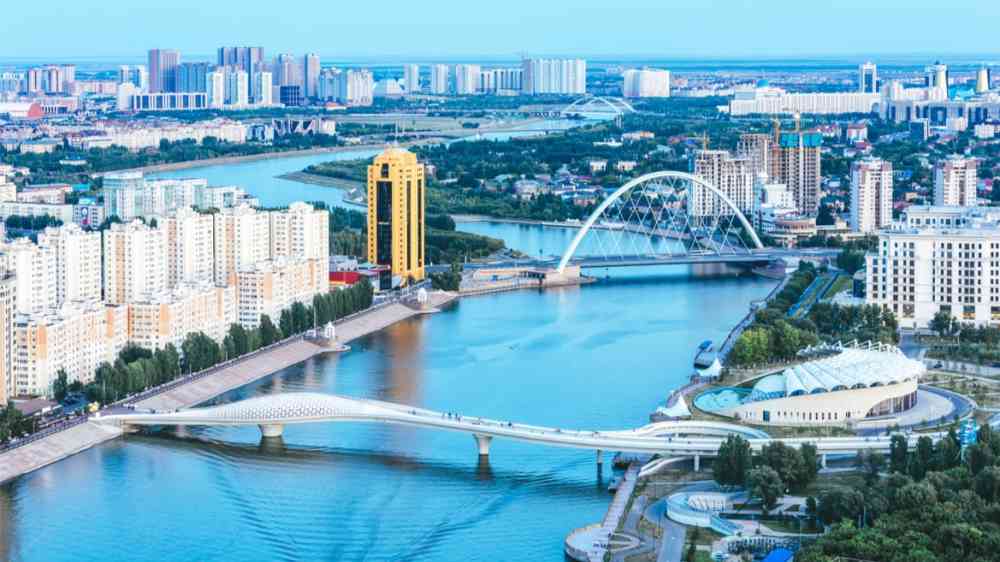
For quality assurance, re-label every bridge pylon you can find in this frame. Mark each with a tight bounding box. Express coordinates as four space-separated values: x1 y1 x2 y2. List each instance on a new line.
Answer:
474 434 492 457
259 424 284 438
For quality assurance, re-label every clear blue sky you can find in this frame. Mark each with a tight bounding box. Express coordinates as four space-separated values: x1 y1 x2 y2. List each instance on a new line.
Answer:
4 0 1000 60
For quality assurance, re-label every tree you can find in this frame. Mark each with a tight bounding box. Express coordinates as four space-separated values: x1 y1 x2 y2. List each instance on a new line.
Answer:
817 487 865 526
967 443 994 476
53 369 69 402
930 310 957 337
974 466 1000 503
758 441 805 491
798 443 819 488
747 466 783 515
889 434 909 474
714 435 752 489
835 249 865 274
729 328 771 366
227 323 251 357
862 450 886 486
259 314 281 346
279 309 293 339
910 435 935 480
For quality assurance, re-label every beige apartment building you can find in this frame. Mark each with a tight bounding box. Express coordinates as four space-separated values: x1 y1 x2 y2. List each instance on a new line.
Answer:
269 201 330 289
849 157 893 234
213 204 271 285
103 220 168 305
129 283 237 351
0 237 56 314
934 155 978 207
37 224 102 306
0 273 14 403
692 149 754 217
162 206 215 288
236 258 324 329
12 301 127 396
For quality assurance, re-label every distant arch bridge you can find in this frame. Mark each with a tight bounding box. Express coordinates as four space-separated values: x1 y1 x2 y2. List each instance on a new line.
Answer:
555 171 765 274
561 96 637 117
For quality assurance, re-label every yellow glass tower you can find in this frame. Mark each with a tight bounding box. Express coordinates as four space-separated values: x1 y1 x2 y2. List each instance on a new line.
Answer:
367 147 425 284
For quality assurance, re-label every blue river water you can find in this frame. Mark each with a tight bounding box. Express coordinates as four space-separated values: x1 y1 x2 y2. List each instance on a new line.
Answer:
0 132 777 562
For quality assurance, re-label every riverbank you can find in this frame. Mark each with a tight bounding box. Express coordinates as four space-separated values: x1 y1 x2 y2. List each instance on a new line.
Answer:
99 138 444 176
0 290 458 484
276 171 366 206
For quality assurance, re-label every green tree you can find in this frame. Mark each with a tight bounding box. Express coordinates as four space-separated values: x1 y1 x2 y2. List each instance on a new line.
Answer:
930 310 957 337
227 323 251 357
259 314 281 346
817 487 865 526
713 435 752 489
889 434 909 474
747 466 784 515
798 443 819 488
758 441 804 491
52 369 69 402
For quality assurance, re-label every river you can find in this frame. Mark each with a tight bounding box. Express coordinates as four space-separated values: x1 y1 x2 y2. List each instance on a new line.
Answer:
0 125 776 562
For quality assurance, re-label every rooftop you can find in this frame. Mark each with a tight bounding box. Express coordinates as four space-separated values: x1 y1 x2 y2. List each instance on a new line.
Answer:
749 341 924 402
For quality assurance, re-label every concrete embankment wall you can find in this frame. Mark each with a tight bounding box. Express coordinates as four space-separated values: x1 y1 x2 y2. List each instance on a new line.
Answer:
0 423 123 484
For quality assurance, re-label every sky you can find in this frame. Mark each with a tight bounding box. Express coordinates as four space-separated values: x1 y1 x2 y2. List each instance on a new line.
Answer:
3 0 1000 60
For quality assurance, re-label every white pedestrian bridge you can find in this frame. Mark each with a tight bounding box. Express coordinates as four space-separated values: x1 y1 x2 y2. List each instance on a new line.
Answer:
94 392 940 467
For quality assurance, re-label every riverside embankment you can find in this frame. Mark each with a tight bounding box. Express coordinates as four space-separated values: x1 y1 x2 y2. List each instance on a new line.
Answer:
0 291 457 484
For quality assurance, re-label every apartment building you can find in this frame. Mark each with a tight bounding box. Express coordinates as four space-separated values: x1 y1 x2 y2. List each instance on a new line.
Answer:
692 149 754 217
162 207 215 288
0 238 57 314
37 224 102 306
934 155 978 207
235 258 324 329
129 283 237 351
12 301 127 396
850 157 893 234
102 220 168 305
213 204 271 285
867 206 1000 328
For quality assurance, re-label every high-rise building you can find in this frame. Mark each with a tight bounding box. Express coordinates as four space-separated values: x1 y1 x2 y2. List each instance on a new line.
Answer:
849 157 893 233
253 71 273 106
622 68 670 98
148 49 181 93
218 46 264 99
977 66 992 94
274 53 302 88
403 64 420 94
934 155 978 207
0 238 56 314
692 150 754 217
102 220 168 305
235 258 324 329
736 133 773 181
859 61 878 94
925 62 949 101
771 130 822 216
13 301 127 396
162 207 216 288
269 202 330 291
521 58 586 95
454 64 480 95
213 204 271 285
129 283 236 351
430 64 449 94
176 62 210 93
316 68 374 106
367 147 425 285
303 53 321 98
37 224 102 307
867 206 1000 328
0 271 13 403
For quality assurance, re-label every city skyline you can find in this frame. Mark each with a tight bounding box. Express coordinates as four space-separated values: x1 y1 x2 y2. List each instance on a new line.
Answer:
5 0 1000 59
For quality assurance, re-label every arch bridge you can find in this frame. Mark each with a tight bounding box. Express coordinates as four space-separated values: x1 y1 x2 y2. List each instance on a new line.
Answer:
556 171 766 274
96 392 940 470
561 96 637 117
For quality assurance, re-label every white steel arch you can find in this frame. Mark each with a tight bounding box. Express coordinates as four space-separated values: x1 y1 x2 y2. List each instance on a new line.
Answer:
561 96 637 116
556 171 764 273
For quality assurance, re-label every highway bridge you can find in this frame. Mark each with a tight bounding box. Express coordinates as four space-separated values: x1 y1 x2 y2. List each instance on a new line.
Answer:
96 392 941 470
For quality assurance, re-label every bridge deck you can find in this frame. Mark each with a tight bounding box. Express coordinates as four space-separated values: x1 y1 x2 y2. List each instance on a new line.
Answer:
97 392 936 457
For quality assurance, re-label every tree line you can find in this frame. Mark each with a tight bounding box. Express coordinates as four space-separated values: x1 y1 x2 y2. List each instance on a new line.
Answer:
797 425 1000 562
714 435 819 515
730 262 898 368
81 279 373 406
